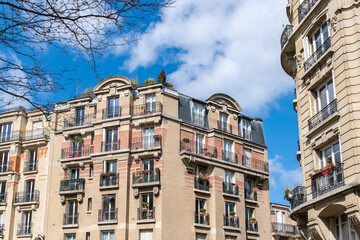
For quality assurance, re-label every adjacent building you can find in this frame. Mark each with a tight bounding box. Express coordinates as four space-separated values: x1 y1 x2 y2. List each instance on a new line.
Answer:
270 203 301 240
281 0 360 239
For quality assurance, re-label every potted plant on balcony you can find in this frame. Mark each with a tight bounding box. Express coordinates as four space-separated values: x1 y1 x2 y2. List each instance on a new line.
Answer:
140 105 145 115
283 186 293 202
200 208 206 215
321 162 335 175
144 169 151 173
229 211 236 218
249 217 256 223
298 193 304 200
141 202 149 210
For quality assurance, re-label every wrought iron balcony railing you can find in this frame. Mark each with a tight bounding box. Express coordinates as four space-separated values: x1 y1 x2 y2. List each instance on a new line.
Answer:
138 207 155 221
21 129 49 141
223 182 239 195
101 140 120 152
0 131 21 142
99 173 119 188
194 177 209 191
132 169 160 185
246 220 258 232
272 223 299 235
281 25 293 49
0 192 6 203
98 208 117 222
63 213 78 226
102 107 122 119
245 189 257 201
192 112 206 127
23 161 37 172
222 150 238 163
194 212 209 225
312 163 344 198
131 135 162 150
224 215 239 228
298 0 319 22
17 223 32 235
180 140 218 158
304 38 331 71
59 179 85 192
242 156 269 172
290 186 307 209
15 190 40 203
217 121 233 134
308 99 337 130
132 102 162 116
0 224 4 235
61 144 94 159
0 162 13 173
63 113 95 129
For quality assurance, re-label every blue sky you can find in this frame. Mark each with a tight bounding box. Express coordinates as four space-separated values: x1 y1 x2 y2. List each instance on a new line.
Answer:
6 0 302 205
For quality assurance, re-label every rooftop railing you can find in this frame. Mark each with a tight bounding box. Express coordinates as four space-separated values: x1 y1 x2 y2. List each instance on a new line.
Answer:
222 150 238 163
131 135 162 150
298 0 319 22
131 102 162 116
311 163 344 198
281 25 293 49
61 144 94 159
15 190 40 203
180 140 218 158
98 208 117 222
138 207 155 221
304 38 331 71
194 212 209 225
223 182 239 195
132 169 160 185
63 113 95 129
194 177 209 191
217 121 233 134
308 99 337 130
272 223 299 235
102 107 122 119
224 215 239 228
101 140 120 152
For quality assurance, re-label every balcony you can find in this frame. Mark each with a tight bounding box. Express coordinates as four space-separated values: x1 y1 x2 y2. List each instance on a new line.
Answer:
272 223 299 236
298 0 319 22
0 162 14 173
132 102 162 116
0 131 21 143
63 213 78 227
61 144 94 159
194 212 210 226
21 129 49 141
14 190 40 204
63 113 95 129
137 208 155 222
308 99 337 131
99 173 119 189
246 220 258 232
132 169 160 187
180 140 218 158
311 163 344 198
59 179 85 194
223 215 239 229
102 107 122 119
217 121 232 134
281 25 293 49
242 156 269 172
192 112 206 128
98 209 117 224
245 189 258 202
131 135 162 150
0 224 3 235
0 192 6 204
222 150 238 163
17 223 32 236
194 177 210 192
223 182 239 196
304 38 331 71
101 140 120 152
23 161 37 172
290 186 307 209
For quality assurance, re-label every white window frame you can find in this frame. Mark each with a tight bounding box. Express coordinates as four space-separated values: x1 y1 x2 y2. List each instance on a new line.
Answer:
313 78 335 113
240 118 251 140
304 21 330 60
318 141 341 168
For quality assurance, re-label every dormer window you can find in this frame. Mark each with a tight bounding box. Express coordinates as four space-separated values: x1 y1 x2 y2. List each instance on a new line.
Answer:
219 114 228 132
241 119 251 140
192 103 205 126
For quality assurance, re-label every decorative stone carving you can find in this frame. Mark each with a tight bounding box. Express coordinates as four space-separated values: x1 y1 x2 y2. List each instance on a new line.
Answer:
233 115 237 120
79 162 85 170
133 188 139 197
153 186 159 196
308 226 322 240
124 90 130 97
16 206 21 213
61 164 68 171
211 106 216 112
60 195 66 204
77 194 83 203
181 155 196 174
349 214 360 237
31 204 38 211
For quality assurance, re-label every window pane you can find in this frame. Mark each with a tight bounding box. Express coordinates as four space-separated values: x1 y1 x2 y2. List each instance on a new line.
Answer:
327 81 335 103
333 143 341 164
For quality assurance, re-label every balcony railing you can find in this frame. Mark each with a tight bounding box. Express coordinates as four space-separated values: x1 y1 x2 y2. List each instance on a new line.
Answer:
312 163 344 198
15 190 40 203
245 189 257 201
23 161 37 172
192 112 206 127
131 135 162 150
224 215 239 228
132 102 162 116
99 173 119 188
0 224 4 235
0 131 21 142
308 99 337 130
101 140 120 152
59 179 85 193
194 177 209 191
138 207 155 221
304 38 331 71
242 156 269 172
194 212 209 225
63 213 78 226
272 223 299 235
63 113 95 129
102 107 122 119
223 182 239 195
21 129 49 141
132 169 160 185
298 0 319 22
290 186 307 209
180 140 218 158
217 121 232 134
73 91 95 100
281 25 293 49
246 220 258 232
17 223 32 235
0 192 6 203
0 162 13 173
61 144 94 159
222 150 238 163
98 208 117 222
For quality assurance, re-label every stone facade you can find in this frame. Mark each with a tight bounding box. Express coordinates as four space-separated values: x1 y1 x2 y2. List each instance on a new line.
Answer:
281 0 360 239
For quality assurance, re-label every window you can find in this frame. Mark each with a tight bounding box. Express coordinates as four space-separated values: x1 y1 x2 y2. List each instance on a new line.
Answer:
76 108 85 126
307 22 329 58
32 121 43 138
107 97 120 118
225 202 235 215
24 179 35 201
240 118 251 140
66 200 78 225
140 230 153 240
70 168 79 180
243 148 251 167
245 208 255 232
87 198 92 212
142 160 154 182
336 214 358 240
105 129 118 151
20 211 32 235
27 149 37 171
89 165 93 178
71 136 82 156
224 171 232 184
101 195 116 221
143 127 155 148
105 161 117 173
0 152 9 172
192 103 205 126
0 211 3 234
101 231 114 240
245 179 256 200
0 123 12 142
196 233 206 240
225 236 236 240
139 193 154 220
276 210 285 232
65 234 76 240
145 95 156 113
195 198 207 224
313 79 335 113
0 181 6 203
318 142 341 168
223 140 233 161
86 233 90 240
219 114 228 131
195 134 204 154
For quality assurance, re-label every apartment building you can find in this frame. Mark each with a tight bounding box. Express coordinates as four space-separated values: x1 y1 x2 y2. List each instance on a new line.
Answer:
0 107 49 239
38 75 271 240
281 0 360 239
270 203 301 240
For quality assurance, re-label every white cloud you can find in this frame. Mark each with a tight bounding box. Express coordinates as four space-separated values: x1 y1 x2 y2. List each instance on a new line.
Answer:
269 155 302 189
117 0 293 115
